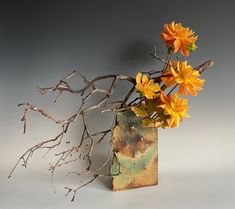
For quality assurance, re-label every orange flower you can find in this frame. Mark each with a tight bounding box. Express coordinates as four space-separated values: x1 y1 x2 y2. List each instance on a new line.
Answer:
135 72 160 99
161 66 175 86
161 22 198 56
161 61 205 96
158 91 190 128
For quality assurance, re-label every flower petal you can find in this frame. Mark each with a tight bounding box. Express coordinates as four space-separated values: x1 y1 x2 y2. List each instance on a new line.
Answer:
136 73 142 84
148 83 160 92
142 74 149 83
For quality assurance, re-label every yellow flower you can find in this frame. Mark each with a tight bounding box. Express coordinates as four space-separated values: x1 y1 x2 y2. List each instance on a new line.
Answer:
161 22 198 56
135 72 160 99
161 61 205 96
158 91 190 128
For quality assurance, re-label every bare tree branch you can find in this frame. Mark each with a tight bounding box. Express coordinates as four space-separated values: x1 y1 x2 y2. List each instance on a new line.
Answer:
9 47 213 201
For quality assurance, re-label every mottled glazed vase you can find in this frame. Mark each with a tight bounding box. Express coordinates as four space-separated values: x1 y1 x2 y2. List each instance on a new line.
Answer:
110 109 158 191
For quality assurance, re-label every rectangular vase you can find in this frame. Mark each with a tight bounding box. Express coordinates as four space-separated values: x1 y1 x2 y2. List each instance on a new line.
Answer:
110 109 158 191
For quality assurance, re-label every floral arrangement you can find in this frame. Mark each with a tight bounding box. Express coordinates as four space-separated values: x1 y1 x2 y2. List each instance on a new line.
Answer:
132 22 208 128
9 22 213 201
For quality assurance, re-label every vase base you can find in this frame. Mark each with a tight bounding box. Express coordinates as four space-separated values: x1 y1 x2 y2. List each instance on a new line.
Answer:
112 182 158 192
112 155 158 191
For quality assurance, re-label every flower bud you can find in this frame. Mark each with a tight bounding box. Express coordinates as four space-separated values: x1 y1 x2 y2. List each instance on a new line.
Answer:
188 43 198 52
167 47 174 54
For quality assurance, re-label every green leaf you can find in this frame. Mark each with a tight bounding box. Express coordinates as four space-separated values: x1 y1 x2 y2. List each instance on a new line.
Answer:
142 118 156 127
131 106 148 117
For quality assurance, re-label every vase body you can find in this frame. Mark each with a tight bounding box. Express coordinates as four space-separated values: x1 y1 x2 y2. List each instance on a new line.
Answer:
110 109 158 191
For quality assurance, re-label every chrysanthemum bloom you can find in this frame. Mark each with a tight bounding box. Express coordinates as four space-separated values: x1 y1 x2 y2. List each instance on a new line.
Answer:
158 91 190 128
161 22 198 56
161 61 205 96
135 72 160 99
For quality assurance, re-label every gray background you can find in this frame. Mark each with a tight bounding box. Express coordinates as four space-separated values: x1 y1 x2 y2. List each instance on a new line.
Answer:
1 0 235 209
